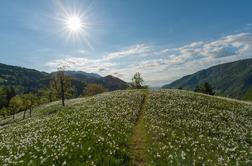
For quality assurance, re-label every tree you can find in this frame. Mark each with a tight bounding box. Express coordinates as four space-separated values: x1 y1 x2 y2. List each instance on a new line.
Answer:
0 107 10 119
194 82 215 95
9 96 23 120
0 86 15 109
130 72 145 89
38 88 56 104
194 85 201 92
0 87 7 109
6 87 16 107
22 93 37 119
84 84 107 96
50 67 76 106
204 82 215 95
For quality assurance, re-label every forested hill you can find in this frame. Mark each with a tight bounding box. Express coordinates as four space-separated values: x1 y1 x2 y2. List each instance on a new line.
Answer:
0 63 128 94
162 58 252 100
0 63 49 93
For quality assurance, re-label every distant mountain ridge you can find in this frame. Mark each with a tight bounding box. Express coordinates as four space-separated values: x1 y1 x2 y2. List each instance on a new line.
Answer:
0 63 128 94
162 58 252 100
0 63 49 93
54 71 102 79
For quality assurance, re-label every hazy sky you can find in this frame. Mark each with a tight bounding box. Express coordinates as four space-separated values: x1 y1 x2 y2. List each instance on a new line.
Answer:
0 0 252 86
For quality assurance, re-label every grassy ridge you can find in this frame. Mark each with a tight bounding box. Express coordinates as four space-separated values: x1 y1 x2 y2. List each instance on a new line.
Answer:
144 90 252 165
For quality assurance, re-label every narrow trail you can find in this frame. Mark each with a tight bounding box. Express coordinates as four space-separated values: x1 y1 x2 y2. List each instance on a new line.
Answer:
130 93 148 166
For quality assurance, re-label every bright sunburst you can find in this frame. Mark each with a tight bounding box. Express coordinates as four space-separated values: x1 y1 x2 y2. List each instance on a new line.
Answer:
53 0 93 48
65 16 83 32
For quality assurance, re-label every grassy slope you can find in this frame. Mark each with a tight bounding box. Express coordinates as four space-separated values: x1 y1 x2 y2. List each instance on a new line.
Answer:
0 89 252 165
144 89 252 165
0 91 145 165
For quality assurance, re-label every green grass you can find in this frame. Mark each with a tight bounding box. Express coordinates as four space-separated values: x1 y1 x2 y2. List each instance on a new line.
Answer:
0 89 252 165
0 91 145 165
144 89 252 165
243 86 252 101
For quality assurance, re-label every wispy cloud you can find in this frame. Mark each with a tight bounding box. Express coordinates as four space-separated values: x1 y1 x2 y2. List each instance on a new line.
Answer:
103 44 151 60
46 32 252 86
46 57 114 73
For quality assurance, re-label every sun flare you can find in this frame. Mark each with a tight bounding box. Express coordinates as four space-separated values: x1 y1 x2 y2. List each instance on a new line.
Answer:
65 16 83 32
53 0 93 48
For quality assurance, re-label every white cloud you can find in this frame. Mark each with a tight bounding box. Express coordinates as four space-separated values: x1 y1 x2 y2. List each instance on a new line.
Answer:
46 32 252 86
46 57 114 74
78 50 87 54
132 33 252 85
103 44 151 60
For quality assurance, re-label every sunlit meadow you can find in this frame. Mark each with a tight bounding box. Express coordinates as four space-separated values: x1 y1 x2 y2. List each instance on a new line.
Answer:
0 91 144 165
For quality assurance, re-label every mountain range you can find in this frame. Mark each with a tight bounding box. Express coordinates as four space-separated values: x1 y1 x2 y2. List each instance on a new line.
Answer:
2 58 252 101
162 58 252 100
0 63 128 95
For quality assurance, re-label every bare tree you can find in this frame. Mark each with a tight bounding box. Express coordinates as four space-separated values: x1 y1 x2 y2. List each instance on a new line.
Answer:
50 67 75 106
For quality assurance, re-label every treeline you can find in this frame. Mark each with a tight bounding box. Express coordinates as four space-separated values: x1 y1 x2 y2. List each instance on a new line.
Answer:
194 82 215 95
0 69 107 120
0 71 147 120
178 82 215 95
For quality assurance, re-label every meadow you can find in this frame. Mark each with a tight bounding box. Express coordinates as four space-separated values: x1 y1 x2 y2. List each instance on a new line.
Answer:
0 89 251 165
144 90 252 165
0 91 145 165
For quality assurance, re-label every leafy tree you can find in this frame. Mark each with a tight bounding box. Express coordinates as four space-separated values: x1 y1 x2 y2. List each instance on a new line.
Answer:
9 96 23 120
130 72 146 89
194 82 215 95
0 107 10 119
22 93 37 119
6 86 16 106
204 82 215 95
84 84 107 96
0 86 16 109
37 88 56 103
0 87 7 109
194 85 201 92
50 67 76 106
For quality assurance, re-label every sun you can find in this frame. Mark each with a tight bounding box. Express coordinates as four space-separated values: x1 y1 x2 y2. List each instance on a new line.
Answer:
65 15 83 32
53 0 93 48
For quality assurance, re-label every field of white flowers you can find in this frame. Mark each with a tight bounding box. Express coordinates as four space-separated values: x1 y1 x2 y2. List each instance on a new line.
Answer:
144 90 252 165
0 91 145 165
0 89 251 165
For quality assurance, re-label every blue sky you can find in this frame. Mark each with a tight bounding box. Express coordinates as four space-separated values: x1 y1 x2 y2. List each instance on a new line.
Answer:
0 0 252 86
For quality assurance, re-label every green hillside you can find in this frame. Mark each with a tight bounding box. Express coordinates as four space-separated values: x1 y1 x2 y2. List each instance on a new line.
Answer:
0 90 251 165
162 58 252 100
0 63 128 95
0 63 49 93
